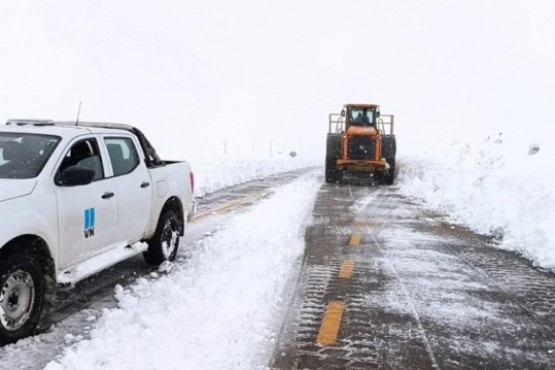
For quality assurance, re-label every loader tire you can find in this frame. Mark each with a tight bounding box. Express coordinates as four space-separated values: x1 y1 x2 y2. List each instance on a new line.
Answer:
384 158 395 185
325 159 342 183
382 135 397 160
325 134 342 184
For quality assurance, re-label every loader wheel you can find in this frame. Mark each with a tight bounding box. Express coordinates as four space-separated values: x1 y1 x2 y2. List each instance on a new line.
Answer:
384 159 395 185
325 159 342 183
382 135 397 160
325 134 343 184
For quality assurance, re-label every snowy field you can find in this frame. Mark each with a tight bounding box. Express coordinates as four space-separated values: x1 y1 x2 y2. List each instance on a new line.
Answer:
397 129 555 272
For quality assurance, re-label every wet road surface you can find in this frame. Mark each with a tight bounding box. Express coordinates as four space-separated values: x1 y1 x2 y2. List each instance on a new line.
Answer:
270 181 555 370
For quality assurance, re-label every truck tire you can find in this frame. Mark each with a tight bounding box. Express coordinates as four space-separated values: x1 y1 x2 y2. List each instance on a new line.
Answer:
0 253 45 345
325 134 342 183
143 209 180 266
384 158 396 185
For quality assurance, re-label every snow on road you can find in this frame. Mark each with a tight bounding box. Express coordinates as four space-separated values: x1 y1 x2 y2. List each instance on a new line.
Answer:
44 171 320 370
190 154 320 196
398 130 555 271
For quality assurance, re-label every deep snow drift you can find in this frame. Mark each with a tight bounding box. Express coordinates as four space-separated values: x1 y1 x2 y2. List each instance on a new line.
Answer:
397 129 555 272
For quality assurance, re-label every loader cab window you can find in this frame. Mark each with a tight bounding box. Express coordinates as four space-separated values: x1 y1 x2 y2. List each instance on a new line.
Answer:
349 108 375 127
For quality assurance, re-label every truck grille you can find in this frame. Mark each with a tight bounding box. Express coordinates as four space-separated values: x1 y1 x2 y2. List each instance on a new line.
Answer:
347 135 376 160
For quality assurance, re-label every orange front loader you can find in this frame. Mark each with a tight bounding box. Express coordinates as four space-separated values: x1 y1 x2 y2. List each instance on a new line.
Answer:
325 103 396 184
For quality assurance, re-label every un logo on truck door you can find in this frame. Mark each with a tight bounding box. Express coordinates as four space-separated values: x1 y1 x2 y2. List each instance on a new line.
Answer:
84 208 96 238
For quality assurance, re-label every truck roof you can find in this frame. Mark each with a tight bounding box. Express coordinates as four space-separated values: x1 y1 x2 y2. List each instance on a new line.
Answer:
3 120 134 138
3 119 164 167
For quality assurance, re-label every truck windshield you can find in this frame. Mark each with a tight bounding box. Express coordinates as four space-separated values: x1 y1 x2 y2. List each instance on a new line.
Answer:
0 133 61 179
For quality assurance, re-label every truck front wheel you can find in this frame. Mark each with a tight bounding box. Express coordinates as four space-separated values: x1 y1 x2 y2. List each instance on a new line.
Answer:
143 210 181 266
0 253 45 345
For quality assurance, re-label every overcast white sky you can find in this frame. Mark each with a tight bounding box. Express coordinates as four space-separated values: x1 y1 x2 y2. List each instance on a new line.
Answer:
1 0 554 157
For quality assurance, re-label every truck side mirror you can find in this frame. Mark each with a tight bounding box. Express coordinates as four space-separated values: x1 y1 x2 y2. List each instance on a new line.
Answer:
58 166 95 186
376 109 380 117
341 110 346 117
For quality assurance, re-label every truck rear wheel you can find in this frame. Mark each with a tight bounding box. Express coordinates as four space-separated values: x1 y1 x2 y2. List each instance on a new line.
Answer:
143 210 180 266
0 253 45 345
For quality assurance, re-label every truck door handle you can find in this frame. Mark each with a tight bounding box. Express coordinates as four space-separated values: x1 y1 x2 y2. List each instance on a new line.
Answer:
140 182 150 188
102 192 115 199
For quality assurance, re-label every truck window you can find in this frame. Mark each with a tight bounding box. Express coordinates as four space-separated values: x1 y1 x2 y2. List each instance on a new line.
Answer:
0 133 60 179
56 138 105 182
104 137 139 177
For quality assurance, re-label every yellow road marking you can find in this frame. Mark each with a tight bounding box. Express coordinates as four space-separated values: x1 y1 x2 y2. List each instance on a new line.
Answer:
338 259 355 279
316 301 345 345
349 233 361 246
193 190 269 221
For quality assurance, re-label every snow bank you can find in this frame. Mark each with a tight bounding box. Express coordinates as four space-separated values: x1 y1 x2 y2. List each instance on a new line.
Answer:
45 173 320 370
190 154 320 196
398 131 555 271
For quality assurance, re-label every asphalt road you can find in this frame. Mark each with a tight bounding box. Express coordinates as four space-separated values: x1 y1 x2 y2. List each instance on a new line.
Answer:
270 180 555 370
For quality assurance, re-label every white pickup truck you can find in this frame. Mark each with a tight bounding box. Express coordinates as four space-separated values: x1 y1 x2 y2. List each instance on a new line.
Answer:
0 120 196 344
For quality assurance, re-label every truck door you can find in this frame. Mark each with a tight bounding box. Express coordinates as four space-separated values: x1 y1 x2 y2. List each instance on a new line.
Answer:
102 136 152 244
54 137 118 270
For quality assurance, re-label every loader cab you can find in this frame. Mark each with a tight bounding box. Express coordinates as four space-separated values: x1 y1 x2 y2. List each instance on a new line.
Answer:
343 104 380 128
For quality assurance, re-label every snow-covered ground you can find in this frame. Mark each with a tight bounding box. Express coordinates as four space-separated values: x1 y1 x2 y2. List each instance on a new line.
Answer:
189 154 319 196
397 129 555 272
43 171 320 370
2 138 554 368
1 2 555 366
26 142 555 368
